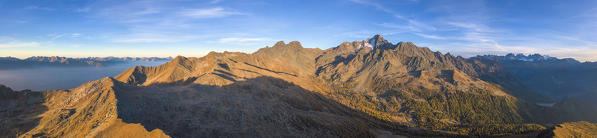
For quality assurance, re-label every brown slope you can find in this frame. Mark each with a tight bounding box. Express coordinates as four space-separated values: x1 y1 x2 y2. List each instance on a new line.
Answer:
315 38 496 95
4 76 455 137
5 67 461 137
115 41 325 91
14 78 168 138
313 36 540 132
3 35 576 137
539 121 597 138
110 35 555 136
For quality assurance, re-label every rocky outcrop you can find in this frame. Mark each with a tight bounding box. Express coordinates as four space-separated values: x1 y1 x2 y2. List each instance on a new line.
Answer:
12 78 168 138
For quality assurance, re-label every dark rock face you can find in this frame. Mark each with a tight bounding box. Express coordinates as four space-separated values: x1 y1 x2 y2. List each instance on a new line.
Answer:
0 85 46 137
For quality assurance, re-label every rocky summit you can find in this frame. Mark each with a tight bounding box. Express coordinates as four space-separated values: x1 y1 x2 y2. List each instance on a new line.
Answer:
1 35 596 137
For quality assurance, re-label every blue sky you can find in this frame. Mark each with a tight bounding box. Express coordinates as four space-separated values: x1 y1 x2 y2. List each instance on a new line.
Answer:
1 0 596 61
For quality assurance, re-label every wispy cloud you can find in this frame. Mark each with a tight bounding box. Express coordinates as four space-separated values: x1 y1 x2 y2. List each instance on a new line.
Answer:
0 37 40 48
423 38 597 62
111 33 203 43
24 6 55 11
357 0 500 46
407 20 437 31
376 22 435 33
0 36 40 48
218 37 269 43
337 30 380 39
414 33 445 40
350 0 436 36
48 33 83 40
446 22 493 33
178 7 242 18
71 33 82 38
211 0 224 4
75 7 91 12
575 8 597 18
0 42 39 48
48 33 66 40
541 47 597 62
349 0 400 18
376 23 406 29
92 1 164 24
83 0 250 44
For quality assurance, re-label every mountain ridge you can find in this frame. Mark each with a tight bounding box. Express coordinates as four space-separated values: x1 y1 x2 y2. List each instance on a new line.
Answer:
112 35 567 135
2 35 596 137
0 56 172 70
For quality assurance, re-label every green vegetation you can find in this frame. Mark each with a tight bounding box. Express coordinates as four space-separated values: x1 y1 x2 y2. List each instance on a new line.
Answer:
328 82 546 136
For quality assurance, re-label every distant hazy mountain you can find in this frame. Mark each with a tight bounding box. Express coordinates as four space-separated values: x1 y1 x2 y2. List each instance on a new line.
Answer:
474 54 597 104
474 53 597 100
1 35 596 137
474 53 597 125
0 56 172 69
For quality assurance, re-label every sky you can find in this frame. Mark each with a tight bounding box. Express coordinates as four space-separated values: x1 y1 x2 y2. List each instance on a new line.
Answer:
1 0 596 61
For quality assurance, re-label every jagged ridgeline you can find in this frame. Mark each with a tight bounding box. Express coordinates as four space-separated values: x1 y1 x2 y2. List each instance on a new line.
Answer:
111 34 558 136
2 35 595 137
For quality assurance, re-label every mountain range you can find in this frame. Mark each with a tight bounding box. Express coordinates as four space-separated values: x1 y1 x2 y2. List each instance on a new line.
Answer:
474 54 597 101
1 35 596 137
0 56 172 70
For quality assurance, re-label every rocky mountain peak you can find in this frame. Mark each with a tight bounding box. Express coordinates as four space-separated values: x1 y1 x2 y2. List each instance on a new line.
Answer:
273 41 286 47
167 55 191 67
364 34 391 49
287 41 303 48
172 55 187 62
271 41 303 49
476 53 581 64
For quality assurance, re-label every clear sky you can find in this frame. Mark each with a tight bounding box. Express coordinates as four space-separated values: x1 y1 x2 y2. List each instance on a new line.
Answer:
1 0 596 61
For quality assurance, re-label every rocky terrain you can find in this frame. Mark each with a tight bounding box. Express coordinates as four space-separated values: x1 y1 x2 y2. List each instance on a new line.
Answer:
1 35 596 137
539 121 597 138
